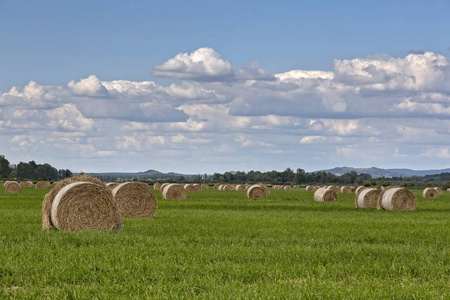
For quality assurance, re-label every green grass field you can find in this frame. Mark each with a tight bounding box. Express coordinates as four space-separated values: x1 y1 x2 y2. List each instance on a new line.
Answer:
0 186 448 299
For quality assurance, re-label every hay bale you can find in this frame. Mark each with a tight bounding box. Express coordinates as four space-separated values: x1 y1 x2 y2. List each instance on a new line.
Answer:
355 186 368 198
355 188 381 208
377 187 416 211
447 188 450 192
36 181 51 190
327 186 340 193
112 182 157 219
162 184 186 200
20 181 33 188
5 181 21 193
160 183 170 193
106 182 120 190
153 182 162 191
235 184 246 191
214 184 220 190
184 184 196 193
221 184 233 191
341 186 355 193
50 181 121 231
201 184 209 190
247 184 268 198
422 188 438 198
314 188 337 202
434 187 443 195
42 174 106 230
284 185 292 190
193 184 202 192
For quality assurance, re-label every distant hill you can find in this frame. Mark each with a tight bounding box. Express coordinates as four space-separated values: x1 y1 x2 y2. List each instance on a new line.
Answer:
88 169 162 176
315 167 450 178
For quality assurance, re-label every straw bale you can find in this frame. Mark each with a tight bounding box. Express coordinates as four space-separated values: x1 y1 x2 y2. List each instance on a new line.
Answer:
306 186 313 191
50 181 121 231
284 185 292 190
106 182 120 190
341 186 356 193
221 184 233 191
201 184 209 190
327 186 340 193
112 182 157 219
355 188 380 208
153 182 162 191
214 184 220 190
254 183 270 197
377 187 416 211
193 184 202 192
235 184 246 191
42 174 105 230
5 181 21 193
434 187 443 195
183 184 195 193
314 188 337 202
247 184 268 198
422 188 438 198
160 183 170 193
447 188 450 192
20 181 33 188
162 184 187 200
36 181 51 190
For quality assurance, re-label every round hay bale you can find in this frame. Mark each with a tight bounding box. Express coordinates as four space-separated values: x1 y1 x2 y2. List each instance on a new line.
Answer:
355 186 368 198
42 174 106 230
377 187 416 211
112 182 157 219
201 184 209 190
5 181 21 193
341 186 356 193
160 183 170 194
355 188 381 208
20 181 33 188
50 181 121 231
193 184 202 192
184 184 196 193
247 185 267 198
235 184 246 191
162 184 186 200
422 188 438 198
284 185 292 190
447 188 450 192
306 186 313 191
153 182 162 191
36 181 51 190
221 184 233 191
255 183 270 197
327 186 340 193
434 187 443 195
106 182 120 190
314 188 337 202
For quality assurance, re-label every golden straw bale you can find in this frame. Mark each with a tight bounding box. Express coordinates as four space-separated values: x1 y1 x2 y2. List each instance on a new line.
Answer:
5 181 21 193
341 186 356 193
50 181 121 231
235 184 246 191
153 182 162 191
377 187 416 211
355 188 380 208
184 184 196 193
314 188 337 202
106 182 120 190
162 184 186 200
112 182 157 219
284 185 292 190
422 188 438 198
36 181 51 190
247 185 268 198
434 187 443 195
193 184 202 192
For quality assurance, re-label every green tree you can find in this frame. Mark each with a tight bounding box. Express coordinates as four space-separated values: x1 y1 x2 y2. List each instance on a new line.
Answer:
0 155 11 178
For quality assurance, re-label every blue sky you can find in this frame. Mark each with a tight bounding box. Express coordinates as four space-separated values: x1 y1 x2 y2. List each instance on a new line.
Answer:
1 0 450 173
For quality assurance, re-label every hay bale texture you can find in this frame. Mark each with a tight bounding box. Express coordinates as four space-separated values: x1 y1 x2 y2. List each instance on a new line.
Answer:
377 187 416 211
20 181 33 188
434 187 443 195
184 184 196 193
112 182 157 219
422 188 438 198
42 175 107 230
201 184 209 190
106 182 120 190
162 184 186 200
355 188 380 208
314 188 337 202
36 181 51 190
341 186 356 193
235 184 246 191
5 181 21 193
247 184 268 198
153 183 162 191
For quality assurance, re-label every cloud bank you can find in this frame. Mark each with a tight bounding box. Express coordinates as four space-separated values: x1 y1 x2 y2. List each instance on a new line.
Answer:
2 49 450 172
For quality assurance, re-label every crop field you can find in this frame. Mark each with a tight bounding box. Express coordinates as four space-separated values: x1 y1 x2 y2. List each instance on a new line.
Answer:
0 186 449 299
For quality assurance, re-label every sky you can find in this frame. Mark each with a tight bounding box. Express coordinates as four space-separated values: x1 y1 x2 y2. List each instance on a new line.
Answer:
1 0 450 174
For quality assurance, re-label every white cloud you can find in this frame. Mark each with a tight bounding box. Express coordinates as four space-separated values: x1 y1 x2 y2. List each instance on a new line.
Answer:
153 47 233 81
68 75 106 96
300 136 326 144
47 104 96 131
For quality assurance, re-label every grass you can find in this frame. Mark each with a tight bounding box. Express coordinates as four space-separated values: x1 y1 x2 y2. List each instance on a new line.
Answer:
0 185 449 299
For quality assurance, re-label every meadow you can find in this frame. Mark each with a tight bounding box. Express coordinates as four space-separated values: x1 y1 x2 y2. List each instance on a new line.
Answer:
0 185 448 299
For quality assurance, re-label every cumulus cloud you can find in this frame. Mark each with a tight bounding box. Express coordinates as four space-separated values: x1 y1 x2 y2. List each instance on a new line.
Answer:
47 104 96 131
68 75 106 96
153 47 233 81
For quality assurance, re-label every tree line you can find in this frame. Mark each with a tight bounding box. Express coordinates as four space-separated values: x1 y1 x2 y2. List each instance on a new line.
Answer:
0 155 72 181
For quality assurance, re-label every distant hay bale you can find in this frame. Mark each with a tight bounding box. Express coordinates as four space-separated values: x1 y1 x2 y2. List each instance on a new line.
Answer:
162 184 186 200
184 184 196 193
106 182 120 190
153 183 162 191
255 183 270 197
341 186 356 193
214 184 220 190
247 184 268 198
306 186 314 191
112 182 157 219
422 188 438 198
377 187 416 211
160 183 170 193
314 188 337 202
201 184 209 190
355 188 381 208
36 181 51 190
327 186 340 193
49 181 121 231
5 181 21 193
447 188 450 192
20 181 33 188
221 184 233 191
235 184 246 191
434 187 443 195
193 184 202 192
42 174 105 230
284 185 292 190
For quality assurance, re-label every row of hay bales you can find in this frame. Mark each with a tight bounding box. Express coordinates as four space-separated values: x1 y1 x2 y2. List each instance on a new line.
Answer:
42 175 157 232
2 180 53 193
422 187 443 198
313 185 417 211
272 185 300 190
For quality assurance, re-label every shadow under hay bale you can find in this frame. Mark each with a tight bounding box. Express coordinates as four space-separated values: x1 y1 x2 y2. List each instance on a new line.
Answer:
112 182 157 219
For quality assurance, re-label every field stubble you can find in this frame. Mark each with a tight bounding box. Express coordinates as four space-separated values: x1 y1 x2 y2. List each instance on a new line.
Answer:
0 186 448 299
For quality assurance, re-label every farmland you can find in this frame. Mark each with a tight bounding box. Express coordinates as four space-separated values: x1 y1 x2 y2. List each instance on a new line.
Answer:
0 186 449 299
